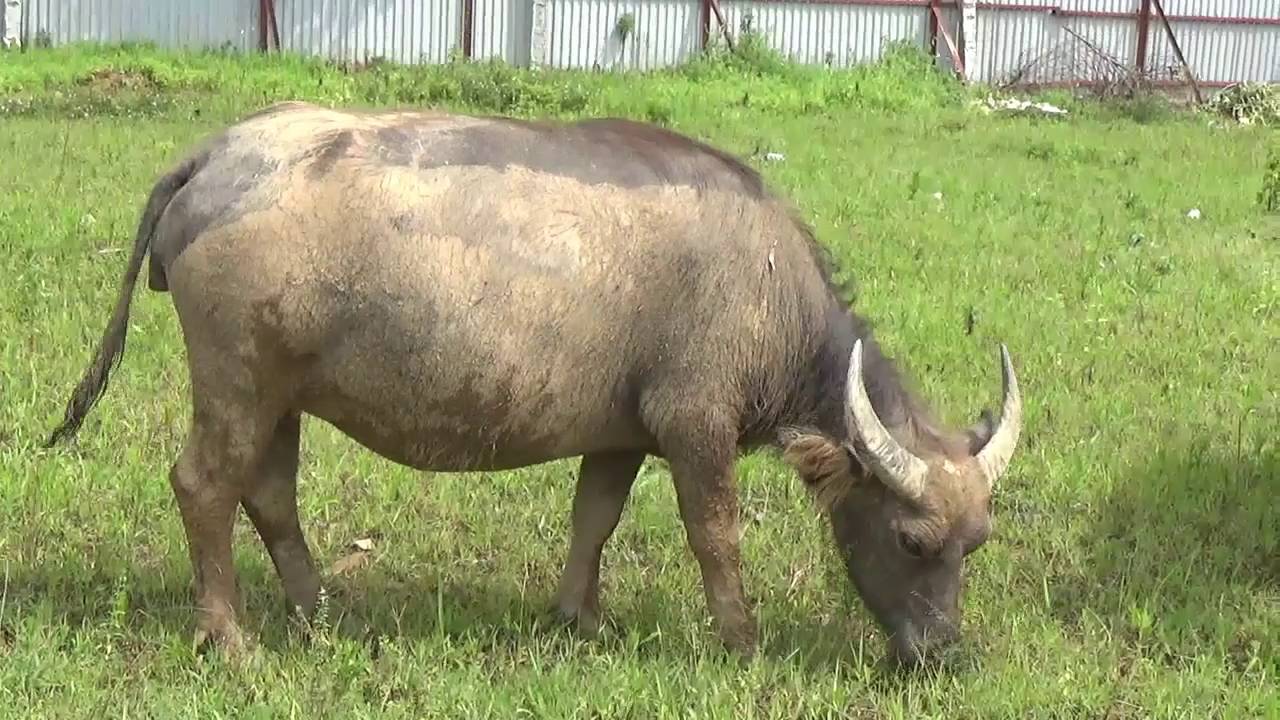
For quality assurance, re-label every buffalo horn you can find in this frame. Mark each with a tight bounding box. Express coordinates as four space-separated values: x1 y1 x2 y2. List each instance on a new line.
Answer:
975 344 1023 488
844 339 929 502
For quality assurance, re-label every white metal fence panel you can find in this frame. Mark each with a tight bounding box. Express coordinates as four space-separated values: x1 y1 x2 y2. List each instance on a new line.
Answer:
1062 14 1140 68
1152 19 1280 84
544 0 699 70
275 0 463 65
1160 0 1278 21
718 0 929 67
974 0 1280 87
473 0 532 64
10 0 1279 83
1058 0 1132 13
20 0 253 50
970 6 1053 85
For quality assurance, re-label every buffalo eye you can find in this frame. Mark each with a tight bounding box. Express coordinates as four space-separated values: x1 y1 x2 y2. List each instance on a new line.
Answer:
897 531 925 559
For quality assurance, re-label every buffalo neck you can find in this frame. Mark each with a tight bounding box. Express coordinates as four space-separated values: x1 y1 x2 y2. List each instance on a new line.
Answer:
775 296 920 446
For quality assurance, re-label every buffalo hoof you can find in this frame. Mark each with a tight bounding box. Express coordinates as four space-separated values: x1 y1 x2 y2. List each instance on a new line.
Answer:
717 618 759 661
332 610 380 652
192 621 249 661
723 636 758 662
286 594 378 650
547 604 603 639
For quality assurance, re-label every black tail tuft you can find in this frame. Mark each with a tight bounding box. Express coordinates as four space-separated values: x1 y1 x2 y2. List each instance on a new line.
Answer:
44 153 203 448
43 294 136 448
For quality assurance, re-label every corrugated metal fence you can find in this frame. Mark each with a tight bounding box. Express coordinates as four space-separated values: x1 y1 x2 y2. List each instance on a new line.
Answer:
16 0 255 50
11 0 1280 86
273 0 463 64
975 0 1279 87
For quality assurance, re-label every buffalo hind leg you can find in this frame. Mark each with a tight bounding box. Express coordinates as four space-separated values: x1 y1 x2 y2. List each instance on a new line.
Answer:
170 405 274 655
240 412 321 622
552 450 646 636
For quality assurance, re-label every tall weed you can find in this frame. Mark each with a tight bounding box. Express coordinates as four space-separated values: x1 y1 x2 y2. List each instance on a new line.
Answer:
1261 142 1280 213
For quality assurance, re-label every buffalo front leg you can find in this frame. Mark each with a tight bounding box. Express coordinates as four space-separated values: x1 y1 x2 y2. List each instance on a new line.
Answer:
668 445 757 657
240 412 321 621
552 451 645 636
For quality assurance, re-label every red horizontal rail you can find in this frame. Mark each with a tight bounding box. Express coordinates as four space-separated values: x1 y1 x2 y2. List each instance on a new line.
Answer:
729 0 1280 26
982 3 1280 26
1151 13 1280 27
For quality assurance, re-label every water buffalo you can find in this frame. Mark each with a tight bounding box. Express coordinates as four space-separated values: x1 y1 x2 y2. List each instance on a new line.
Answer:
46 101 1023 666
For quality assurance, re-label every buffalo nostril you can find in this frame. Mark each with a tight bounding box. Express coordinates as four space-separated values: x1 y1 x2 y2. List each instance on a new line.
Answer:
888 622 925 667
920 625 960 652
888 620 962 669
889 642 923 668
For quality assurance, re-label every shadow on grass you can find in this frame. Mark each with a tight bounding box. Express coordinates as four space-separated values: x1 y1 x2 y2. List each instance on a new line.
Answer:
0 556 571 657
1046 429 1277 666
0 544 878 671
307 563 879 671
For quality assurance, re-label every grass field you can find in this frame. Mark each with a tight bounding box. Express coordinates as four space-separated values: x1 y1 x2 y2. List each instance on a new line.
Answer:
0 42 1277 718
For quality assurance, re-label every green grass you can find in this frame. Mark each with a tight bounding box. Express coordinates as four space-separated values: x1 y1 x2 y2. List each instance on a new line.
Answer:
1 43 1277 718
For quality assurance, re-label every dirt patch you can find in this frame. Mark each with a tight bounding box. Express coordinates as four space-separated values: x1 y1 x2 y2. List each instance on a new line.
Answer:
76 68 159 94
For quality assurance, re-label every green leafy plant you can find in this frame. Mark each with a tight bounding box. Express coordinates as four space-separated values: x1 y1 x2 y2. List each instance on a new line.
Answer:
1205 82 1280 127
1261 142 1280 213
614 13 635 44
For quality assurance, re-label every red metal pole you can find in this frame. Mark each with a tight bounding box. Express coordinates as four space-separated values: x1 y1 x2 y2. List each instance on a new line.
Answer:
929 2 963 77
258 0 268 51
700 0 711 50
266 0 281 51
257 0 280 51
708 0 734 51
1150 0 1203 102
927 0 939 57
1135 0 1151 71
462 0 474 58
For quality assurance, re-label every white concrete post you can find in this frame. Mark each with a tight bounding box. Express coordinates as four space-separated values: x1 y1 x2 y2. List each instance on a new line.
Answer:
2 0 20 49
530 0 548 69
960 0 978 83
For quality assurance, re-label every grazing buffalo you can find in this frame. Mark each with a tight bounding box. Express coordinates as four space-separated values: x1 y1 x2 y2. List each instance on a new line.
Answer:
46 101 1023 666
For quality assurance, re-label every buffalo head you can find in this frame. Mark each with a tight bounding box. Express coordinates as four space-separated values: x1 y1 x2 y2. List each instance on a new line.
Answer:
783 339 1023 666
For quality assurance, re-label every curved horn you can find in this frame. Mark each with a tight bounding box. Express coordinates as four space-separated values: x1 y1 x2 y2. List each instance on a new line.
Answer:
975 344 1023 487
844 339 929 502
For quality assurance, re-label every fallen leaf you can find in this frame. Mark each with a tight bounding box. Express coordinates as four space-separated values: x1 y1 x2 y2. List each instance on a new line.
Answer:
328 537 377 576
328 550 371 577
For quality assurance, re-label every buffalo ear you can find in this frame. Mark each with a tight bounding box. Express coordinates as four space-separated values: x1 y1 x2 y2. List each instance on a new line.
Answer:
965 408 997 456
779 430 857 512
